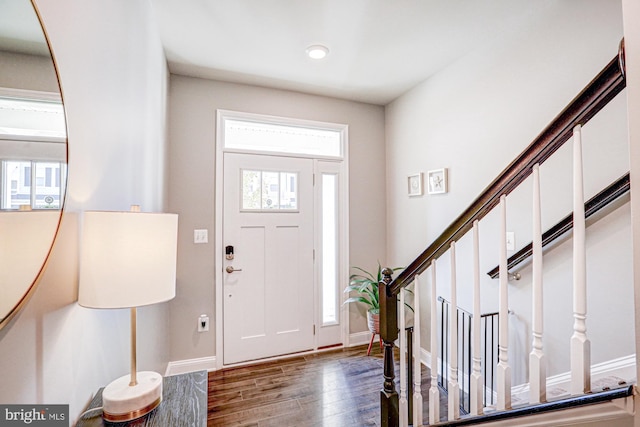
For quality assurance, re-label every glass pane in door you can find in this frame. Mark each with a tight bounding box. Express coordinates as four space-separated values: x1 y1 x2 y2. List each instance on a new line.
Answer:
322 173 338 325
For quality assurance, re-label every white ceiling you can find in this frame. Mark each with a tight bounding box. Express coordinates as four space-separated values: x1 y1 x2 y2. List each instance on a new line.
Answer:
0 0 50 56
1 1 552 105
151 0 549 105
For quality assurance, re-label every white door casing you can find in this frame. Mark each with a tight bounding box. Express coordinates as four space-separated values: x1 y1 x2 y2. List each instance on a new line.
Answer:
215 109 349 368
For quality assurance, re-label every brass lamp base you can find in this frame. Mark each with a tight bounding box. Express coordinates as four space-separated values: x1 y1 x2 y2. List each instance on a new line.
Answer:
102 371 163 422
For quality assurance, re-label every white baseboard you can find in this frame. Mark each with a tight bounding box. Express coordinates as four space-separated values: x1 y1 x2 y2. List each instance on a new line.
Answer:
511 354 636 397
482 396 634 427
348 331 374 347
421 347 432 368
411 349 635 405
165 356 217 376
169 335 375 374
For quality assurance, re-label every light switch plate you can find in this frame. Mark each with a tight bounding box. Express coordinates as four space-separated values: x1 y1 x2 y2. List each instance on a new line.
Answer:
194 229 208 244
506 231 515 251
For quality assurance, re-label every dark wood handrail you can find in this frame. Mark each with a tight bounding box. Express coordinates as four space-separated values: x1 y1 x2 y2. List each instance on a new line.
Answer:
487 173 630 279
389 54 626 296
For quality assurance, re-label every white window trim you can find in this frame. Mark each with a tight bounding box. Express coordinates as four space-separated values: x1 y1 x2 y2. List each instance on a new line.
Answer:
0 87 62 102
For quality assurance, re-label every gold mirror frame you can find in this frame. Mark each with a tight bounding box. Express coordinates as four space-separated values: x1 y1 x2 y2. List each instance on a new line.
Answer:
0 0 67 330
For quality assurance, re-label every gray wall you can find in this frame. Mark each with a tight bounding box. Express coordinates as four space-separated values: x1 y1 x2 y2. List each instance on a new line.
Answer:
167 76 386 362
385 0 632 383
0 1 170 423
0 50 58 92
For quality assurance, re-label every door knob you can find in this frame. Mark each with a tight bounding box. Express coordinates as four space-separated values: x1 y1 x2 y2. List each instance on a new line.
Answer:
226 266 242 274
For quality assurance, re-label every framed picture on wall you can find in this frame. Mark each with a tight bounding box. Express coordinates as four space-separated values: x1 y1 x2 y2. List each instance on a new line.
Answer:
427 168 448 194
407 173 423 197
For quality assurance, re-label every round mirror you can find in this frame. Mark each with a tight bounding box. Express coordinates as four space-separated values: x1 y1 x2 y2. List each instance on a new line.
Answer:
0 0 67 329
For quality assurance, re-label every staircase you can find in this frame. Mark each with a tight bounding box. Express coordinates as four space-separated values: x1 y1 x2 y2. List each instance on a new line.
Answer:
378 41 637 426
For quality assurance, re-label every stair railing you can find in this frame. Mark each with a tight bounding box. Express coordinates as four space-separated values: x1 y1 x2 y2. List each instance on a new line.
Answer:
437 297 500 415
379 45 626 427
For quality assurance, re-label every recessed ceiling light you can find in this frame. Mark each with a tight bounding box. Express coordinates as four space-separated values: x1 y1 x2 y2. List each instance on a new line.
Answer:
306 45 329 60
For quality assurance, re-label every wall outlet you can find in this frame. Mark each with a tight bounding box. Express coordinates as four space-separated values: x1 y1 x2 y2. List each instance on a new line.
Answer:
198 314 209 332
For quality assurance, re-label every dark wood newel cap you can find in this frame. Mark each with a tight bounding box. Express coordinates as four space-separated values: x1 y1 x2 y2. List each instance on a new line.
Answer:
381 267 394 283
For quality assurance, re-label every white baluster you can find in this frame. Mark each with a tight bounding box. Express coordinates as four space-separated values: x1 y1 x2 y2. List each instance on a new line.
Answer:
530 164 546 403
428 261 439 425
497 194 512 410
399 287 408 427
448 242 460 420
470 220 484 415
571 124 591 395
413 275 423 426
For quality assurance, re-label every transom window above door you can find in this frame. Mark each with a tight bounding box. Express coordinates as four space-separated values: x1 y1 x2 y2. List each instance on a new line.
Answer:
221 111 345 159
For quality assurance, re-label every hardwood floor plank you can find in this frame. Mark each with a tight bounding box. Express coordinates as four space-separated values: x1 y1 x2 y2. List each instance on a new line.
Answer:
209 378 258 396
208 400 301 426
210 366 285 382
209 385 314 418
208 390 244 409
207 344 441 427
240 382 317 401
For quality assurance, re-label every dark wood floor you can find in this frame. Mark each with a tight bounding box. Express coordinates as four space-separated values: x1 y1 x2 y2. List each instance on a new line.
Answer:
207 344 442 426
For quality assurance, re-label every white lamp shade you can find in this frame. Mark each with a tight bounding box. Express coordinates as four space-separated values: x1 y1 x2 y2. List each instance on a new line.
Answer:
78 211 178 309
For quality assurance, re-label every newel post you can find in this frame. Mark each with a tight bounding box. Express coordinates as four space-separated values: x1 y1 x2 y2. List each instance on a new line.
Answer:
380 267 399 427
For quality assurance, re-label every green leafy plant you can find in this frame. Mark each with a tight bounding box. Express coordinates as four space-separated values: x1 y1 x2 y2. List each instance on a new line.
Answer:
344 263 404 315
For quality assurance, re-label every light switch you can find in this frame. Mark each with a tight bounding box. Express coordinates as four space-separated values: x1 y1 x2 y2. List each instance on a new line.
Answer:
194 229 208 244
506 231 515 251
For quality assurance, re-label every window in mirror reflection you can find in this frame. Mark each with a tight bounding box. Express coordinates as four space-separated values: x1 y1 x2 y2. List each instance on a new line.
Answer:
0 90 66 211
1 160 66 210
0 96 66 138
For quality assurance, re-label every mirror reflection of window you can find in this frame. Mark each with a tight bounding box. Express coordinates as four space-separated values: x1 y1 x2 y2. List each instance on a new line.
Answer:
0 92 66 210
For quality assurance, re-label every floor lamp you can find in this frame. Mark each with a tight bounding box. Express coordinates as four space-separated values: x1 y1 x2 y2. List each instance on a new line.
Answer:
78 208 178 422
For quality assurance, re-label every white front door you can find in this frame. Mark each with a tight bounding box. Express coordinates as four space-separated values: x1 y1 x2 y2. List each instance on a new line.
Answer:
222 152 314 364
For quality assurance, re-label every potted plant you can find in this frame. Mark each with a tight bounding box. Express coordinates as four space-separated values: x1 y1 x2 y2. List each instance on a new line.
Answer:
344 263 404 334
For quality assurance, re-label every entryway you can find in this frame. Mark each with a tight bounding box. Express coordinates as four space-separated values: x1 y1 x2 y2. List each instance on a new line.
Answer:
215 110 348 367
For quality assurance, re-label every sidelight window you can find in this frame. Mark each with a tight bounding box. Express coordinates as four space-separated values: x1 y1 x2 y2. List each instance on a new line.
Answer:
321 173 338 325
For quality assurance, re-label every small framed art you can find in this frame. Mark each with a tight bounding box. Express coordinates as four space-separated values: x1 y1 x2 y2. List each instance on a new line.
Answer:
407 173 423 197
427 168 448 194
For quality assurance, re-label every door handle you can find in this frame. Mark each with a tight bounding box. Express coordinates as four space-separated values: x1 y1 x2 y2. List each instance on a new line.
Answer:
226 266 243 274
